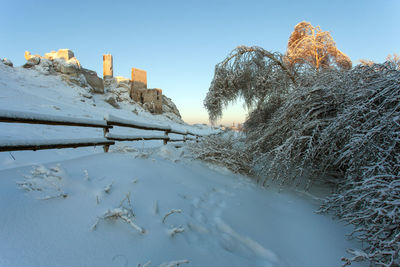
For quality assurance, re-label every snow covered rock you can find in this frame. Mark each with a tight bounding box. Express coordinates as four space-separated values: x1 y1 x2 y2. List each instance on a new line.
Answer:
1 58 13 67
60 73 88 88
24 49 81 74
162 95 182 119
53 57 81 74
115 76 131 91
81 68 104 94
103 77 116 92
23 56 41 68
105 96 120 108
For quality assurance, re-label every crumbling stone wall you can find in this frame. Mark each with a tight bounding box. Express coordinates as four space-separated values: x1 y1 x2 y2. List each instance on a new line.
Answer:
130 68 163 114
44 49 75 61
131 88 162 114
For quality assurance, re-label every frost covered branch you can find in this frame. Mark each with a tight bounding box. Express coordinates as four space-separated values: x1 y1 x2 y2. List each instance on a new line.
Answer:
162 209 182 223
92 192 145 234
204 46 296 121
168 226 185 237
104 181 113 194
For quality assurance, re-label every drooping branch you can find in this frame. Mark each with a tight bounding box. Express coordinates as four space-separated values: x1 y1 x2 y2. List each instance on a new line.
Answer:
220 46 297 84
204 46 296 122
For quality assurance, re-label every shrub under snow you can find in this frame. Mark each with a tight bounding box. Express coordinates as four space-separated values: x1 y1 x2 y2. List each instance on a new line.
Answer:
200 60 399 266
188 131 252 176
246 63 400 266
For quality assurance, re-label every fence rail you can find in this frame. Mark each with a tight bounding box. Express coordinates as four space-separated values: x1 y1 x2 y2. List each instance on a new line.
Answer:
0 110 203 152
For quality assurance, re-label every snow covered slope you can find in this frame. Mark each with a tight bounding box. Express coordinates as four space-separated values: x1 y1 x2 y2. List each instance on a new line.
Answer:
0 61 365 266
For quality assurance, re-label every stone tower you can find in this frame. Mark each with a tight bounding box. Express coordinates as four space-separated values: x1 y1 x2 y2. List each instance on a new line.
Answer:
103 54 113 79
131 67 147 90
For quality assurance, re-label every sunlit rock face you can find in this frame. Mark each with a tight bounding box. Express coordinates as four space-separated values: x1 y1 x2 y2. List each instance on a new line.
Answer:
44 49 75 61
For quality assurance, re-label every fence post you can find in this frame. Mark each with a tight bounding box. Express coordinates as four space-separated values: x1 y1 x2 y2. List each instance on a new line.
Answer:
183 134 187 143
196 136 199 143
164 130 170 145
103 127 110 152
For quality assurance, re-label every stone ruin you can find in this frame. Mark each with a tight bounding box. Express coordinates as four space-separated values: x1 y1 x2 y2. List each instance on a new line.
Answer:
130 68 163 114
103 54 113 79
19 49 171 116
102 55 163 114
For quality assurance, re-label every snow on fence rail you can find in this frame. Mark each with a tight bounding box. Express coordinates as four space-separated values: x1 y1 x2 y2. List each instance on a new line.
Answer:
0 138 114 152
105 133 169 142
0 110 202 152
0 109 111 129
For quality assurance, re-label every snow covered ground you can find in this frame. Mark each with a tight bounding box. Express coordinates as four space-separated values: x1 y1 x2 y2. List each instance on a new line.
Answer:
0 61 366 266
0 145 365 267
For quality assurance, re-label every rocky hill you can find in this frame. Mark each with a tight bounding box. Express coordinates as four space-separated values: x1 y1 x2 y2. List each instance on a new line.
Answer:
3 49 183 124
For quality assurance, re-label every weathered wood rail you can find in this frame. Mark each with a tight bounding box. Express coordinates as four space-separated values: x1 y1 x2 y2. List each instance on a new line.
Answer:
0 110 202 152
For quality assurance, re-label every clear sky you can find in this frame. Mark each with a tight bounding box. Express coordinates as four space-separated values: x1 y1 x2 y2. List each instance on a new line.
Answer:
1 0 399 125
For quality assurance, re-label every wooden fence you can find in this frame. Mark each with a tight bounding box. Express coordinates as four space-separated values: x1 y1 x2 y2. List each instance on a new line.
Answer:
0 110 202 152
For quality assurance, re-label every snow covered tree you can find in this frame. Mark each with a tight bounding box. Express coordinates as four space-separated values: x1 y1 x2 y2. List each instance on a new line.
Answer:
285 21 352 71
386 53 400 70
201 21 400 266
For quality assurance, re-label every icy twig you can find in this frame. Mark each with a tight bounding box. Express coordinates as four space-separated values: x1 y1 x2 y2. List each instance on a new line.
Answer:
91 218 100 231
159 259 189 267
168 226 185 237
341 249 369 266
162 209 182 223
138 261 151 267
83 170 89 181
95 208 145 234
120 192 135 217
120 214 145 234
153 200 159 215
92 193 144 234
40 193 68 200
104 181 113 194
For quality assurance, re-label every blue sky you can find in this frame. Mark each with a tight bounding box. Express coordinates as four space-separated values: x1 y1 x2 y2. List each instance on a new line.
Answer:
2 0 399 125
